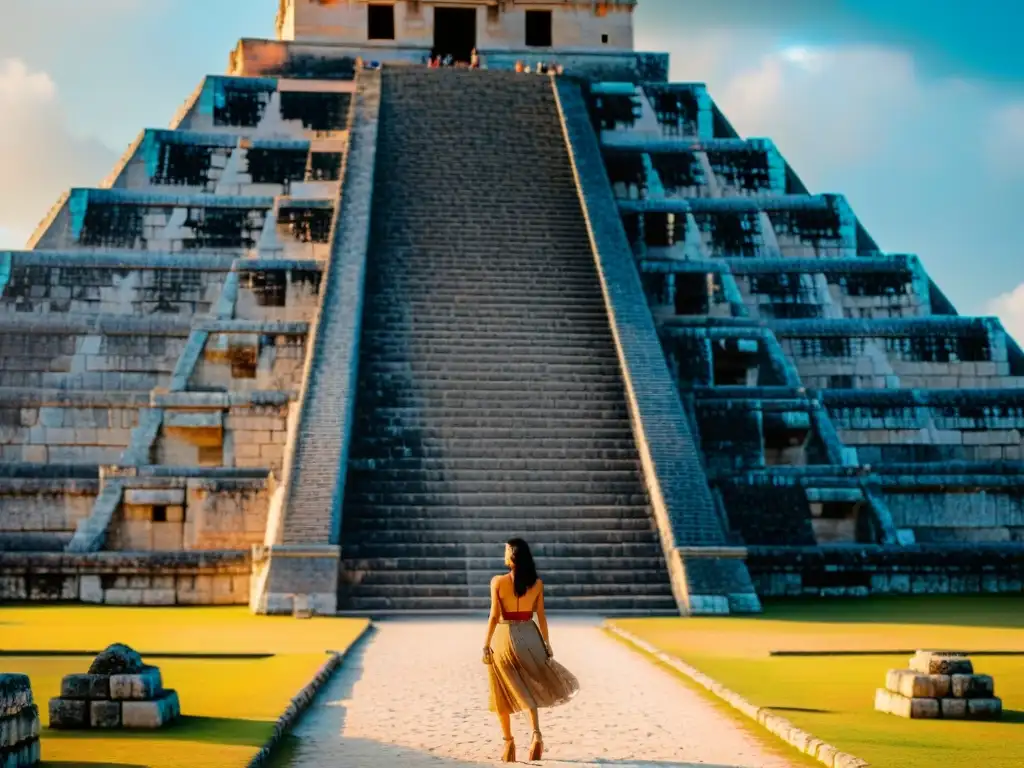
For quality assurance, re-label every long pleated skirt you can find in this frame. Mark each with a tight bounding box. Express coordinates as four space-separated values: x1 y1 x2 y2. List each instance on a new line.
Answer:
487 619 580 716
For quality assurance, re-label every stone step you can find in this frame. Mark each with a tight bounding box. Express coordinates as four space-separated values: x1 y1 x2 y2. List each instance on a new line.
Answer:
359 328 615 341
342 582 671 599
361 363 621 378
363 308 612 320
341 567 668 586
370 264 595 274
367 265 600 277
346 476 644 495
349 426 637 441
341 554 669 571
353 413 631 429
353 394 631 409
337 594 678 612
356 378 628 395
342 540 662 559
348 528 657 545
347 467 643 485
364 336 617 350
374 293 604 307
348 457 640 471
348 437 640 454
343 492 650 507
342 504 652 520
361 350 620 365
367 284 601 298
343 515 655 532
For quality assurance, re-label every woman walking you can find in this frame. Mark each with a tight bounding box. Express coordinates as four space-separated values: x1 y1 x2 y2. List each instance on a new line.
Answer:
483 538 580 762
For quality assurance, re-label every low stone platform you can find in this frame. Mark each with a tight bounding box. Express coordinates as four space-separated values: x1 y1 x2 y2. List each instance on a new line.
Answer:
875 651 1002 720
0 674 41 767
48 644 180 730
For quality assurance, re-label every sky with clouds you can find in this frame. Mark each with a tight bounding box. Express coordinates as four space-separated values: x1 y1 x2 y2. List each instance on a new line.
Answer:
0 0 1021 333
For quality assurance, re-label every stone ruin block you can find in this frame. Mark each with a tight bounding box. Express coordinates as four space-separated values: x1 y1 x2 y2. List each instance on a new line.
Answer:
0 674 41 767
909 651 973 676
885 668 951 699
110 667 163 701
876 651 1002 721
874 688 940 719
951 673 994 699
47 644 180 731
89 700 121 729
122 690 180 729
60 674 110 700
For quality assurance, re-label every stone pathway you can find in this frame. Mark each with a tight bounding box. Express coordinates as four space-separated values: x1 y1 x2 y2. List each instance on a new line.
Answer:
286 617 797 767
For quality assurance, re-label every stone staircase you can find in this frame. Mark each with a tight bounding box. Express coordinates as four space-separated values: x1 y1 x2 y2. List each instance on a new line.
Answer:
338 67 675 612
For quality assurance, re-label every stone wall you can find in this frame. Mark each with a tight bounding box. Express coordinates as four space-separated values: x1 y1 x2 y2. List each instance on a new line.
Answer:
0 403 140 465
883 492 1024 543
0 253 229 317
278 0 636 51
190 333 308 394
0 479 97 551
0 550 251 605
174 75 356 137
31 190 334 262
104 480 270 553
748 545 1024 597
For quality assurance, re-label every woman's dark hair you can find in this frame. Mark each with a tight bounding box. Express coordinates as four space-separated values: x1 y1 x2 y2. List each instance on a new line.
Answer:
506 538 539 597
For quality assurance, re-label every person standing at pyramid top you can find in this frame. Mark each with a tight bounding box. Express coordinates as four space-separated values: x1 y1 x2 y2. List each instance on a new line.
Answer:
482 538 580 762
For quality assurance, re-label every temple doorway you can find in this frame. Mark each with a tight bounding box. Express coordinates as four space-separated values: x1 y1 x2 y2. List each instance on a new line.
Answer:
433 7 477 63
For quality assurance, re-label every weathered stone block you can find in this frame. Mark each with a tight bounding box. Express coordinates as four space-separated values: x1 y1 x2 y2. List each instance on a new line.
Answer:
60 674 109 701
886 669 950 699
909 651 973 675
0 705 38 748
123 489 184 506
940 698 968 719
874 688 940 719
121 690 179 729
89 700 121 729
110 668 162 701
0 738 40 768
967 698 1003 720
951 673 994 699
88 644 144 676
48 698 88 729
79 575 103 604
0 675 32 719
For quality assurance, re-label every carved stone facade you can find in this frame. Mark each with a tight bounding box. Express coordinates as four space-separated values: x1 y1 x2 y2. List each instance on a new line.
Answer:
1 1 1021 614
276 0 636 54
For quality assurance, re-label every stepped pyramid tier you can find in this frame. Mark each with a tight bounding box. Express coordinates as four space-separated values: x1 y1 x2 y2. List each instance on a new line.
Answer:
1 0 1022 614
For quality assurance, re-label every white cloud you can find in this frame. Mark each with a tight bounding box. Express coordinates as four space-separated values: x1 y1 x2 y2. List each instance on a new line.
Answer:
986 286 1024 344
0 58 117 246
0 226 29 249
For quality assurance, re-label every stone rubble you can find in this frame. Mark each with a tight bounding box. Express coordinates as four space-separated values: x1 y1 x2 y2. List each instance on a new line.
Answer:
0 675 41 768
48 644 181 730
875 650 1003 720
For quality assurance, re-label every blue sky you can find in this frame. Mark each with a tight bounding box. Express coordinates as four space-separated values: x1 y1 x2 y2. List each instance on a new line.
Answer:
1 0 1022 331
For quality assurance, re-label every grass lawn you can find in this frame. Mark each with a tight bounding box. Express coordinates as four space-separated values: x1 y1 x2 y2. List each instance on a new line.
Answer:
612 596 1024 768
0 607 369 768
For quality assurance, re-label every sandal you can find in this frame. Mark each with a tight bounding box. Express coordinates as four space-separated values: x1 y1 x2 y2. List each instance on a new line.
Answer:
502 737 516 763
529 730 544 761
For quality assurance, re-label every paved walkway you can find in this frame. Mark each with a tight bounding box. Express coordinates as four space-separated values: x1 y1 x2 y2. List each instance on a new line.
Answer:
286 617 796 767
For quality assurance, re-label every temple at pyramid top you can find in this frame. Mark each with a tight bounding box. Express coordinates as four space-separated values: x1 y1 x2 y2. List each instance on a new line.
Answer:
239 0 658 82
276 0 637 54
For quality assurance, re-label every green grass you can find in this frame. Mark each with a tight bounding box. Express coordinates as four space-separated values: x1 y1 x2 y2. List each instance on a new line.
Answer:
612 596 1024 768
0 607 369 768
